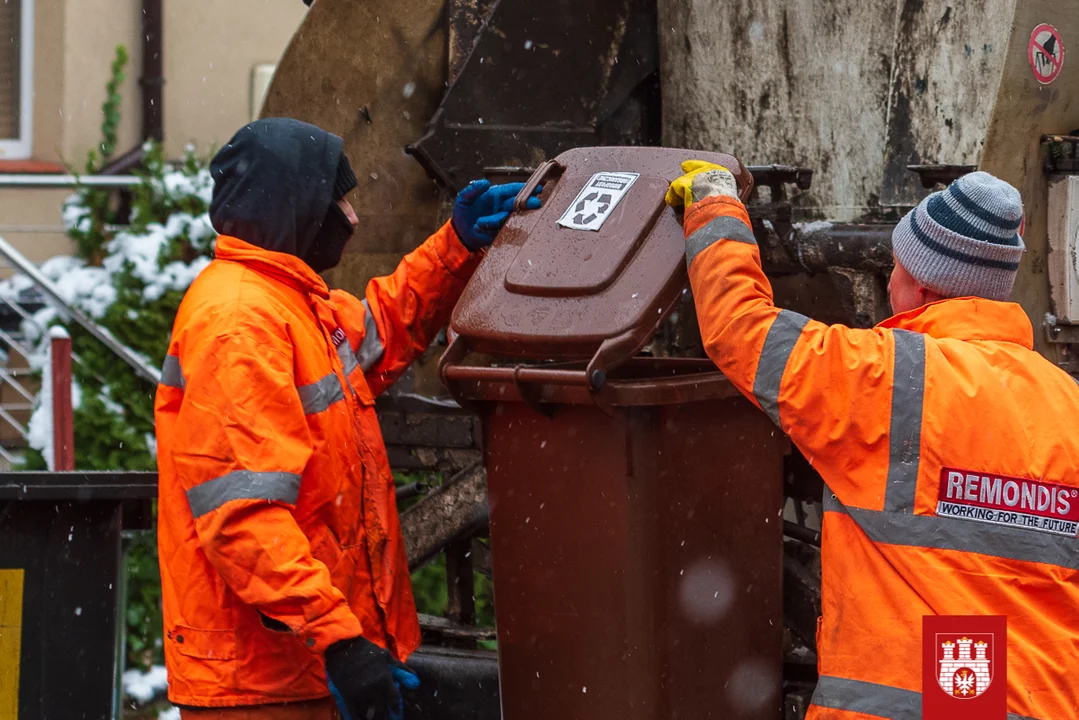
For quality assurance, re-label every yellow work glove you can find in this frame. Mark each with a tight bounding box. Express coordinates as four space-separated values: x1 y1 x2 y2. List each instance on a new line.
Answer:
665 160 739 211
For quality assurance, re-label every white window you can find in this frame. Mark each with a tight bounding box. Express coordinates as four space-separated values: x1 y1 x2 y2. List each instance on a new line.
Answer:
0 0 33 159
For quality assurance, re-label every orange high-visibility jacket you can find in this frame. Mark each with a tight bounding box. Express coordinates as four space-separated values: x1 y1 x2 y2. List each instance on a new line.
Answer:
155 223 479 707
685 195 1079 719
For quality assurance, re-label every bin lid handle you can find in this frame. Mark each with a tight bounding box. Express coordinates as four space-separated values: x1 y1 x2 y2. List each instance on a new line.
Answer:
514 159 566 212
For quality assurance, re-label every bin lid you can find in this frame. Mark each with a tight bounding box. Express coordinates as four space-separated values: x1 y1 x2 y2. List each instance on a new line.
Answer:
448 146 753 370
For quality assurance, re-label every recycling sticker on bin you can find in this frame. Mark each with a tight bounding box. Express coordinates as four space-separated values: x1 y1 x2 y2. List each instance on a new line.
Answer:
557 171 640 231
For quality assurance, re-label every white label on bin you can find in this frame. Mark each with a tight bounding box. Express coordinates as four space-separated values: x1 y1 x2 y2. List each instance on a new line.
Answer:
556 171 640 232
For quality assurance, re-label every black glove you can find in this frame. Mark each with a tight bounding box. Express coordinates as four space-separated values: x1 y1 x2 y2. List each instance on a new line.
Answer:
325 636 418 720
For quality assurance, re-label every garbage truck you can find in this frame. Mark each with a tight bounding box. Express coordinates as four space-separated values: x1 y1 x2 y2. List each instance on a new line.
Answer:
255 0 1079 717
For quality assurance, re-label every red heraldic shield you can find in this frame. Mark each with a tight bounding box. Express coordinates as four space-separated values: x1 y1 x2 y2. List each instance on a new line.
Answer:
923 615 1007 719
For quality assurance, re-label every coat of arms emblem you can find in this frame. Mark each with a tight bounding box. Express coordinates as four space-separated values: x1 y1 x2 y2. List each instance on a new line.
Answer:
936 634 994 698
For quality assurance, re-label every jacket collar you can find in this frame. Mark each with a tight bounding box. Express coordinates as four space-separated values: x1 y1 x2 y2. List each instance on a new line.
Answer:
877 297 1034 349
213 235 330 299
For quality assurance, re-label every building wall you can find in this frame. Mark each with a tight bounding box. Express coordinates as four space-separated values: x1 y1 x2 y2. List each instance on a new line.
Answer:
163 0 306 158
30 1 64 166
4 0 305 261
0 188 79 266
59 0 142 165
48 0 305 163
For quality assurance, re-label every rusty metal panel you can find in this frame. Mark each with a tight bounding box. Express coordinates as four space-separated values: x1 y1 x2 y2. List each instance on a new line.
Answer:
484 396 785 720
659 0 1013 220
448 0 499 82
259 0 449 297
980 0 1079 364
410 0 658 191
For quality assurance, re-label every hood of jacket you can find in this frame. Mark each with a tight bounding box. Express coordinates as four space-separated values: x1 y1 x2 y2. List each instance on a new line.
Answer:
209 117 343 259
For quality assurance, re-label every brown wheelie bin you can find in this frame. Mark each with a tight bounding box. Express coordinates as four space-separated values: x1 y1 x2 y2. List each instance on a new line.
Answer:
440 147 788 719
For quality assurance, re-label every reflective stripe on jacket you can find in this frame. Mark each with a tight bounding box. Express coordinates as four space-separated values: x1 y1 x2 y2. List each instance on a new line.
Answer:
684 195 1079 720
155 222 480 707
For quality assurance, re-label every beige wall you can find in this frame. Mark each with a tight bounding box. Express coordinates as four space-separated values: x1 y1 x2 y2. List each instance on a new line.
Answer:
0 189 78 264
164 0 306 157
8 0 304 261
59 0 142 165
47 0 304 164
30 0 65 165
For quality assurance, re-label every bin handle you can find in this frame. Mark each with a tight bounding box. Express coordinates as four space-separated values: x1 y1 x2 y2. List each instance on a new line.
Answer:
438 333 482 415
444 364 592 387
514 159 565 212
438 331 465 388
441 326 660 395
512 365 559 418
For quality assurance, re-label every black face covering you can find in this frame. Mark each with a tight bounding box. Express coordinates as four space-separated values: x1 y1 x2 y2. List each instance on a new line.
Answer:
304 202 356 273
210 118 352 272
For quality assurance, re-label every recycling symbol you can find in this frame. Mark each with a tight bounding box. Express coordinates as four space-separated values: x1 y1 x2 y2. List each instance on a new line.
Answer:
573 191 613 226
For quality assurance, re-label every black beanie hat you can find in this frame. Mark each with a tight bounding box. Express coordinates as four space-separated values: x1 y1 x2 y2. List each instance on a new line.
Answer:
333 155 358 201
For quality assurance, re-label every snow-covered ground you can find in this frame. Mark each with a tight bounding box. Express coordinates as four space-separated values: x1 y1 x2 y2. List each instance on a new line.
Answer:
122 665 168 704
122 665 179 719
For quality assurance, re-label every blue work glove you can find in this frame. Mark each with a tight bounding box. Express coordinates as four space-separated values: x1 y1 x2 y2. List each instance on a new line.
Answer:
388 665 421 720
451 179 543 251
328 678 350 719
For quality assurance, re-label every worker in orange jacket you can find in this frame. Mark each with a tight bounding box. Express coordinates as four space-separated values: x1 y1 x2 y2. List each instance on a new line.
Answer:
155 118 539 719
668 162 1079 719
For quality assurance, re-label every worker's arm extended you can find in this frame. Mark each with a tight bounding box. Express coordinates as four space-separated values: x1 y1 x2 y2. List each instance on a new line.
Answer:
329 220 480 397
332 180 542 397
678 167 901 505
168 317 361 652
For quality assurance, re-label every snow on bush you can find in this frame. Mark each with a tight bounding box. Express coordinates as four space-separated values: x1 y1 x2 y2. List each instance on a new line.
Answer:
104 219 212 303
0 45 216 683
3 142 216 473
48 152 214 321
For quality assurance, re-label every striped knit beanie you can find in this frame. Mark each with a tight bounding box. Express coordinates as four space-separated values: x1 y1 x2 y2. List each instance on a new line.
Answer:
891 171 1025 301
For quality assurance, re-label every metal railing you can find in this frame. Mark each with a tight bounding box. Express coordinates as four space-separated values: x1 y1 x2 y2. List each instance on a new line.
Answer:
0 237 160 384
0 174 141 188
0 237 160 465
0 289 57 465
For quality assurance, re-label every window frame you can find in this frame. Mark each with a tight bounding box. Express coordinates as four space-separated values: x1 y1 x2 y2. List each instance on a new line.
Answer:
0 0 34 159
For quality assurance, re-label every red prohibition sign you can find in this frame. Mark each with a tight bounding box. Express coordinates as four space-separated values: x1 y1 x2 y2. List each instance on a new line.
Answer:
1028 23 1064 85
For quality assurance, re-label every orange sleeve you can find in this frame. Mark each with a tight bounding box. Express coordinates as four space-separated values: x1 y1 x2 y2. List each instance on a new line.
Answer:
685 196 896 509
331 220 481 397
168 306 362 652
